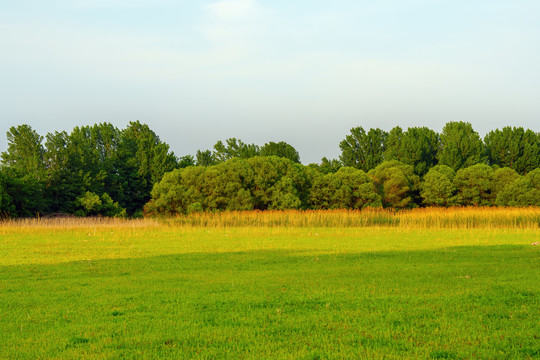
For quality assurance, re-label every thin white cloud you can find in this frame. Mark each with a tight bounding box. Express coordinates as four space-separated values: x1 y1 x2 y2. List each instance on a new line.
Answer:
201 0 267 60
71 0 177 8
206 0 260 20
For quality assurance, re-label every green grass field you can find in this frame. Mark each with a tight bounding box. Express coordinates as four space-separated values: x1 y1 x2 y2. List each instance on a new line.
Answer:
1 223 539 359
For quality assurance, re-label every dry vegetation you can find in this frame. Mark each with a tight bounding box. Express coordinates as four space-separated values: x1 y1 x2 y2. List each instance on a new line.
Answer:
161 207 540 229
1 207 538 230
1 207 538 359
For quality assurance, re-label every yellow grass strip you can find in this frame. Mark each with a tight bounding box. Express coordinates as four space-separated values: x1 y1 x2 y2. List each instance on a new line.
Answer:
0 216 158 230
161 207 540 229
0 207 538 230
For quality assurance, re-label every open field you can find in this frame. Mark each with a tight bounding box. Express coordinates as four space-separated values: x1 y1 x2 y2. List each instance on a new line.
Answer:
1 210 539 359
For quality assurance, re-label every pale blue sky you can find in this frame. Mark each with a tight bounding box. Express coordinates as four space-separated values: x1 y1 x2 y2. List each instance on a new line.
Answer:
1 0 539 163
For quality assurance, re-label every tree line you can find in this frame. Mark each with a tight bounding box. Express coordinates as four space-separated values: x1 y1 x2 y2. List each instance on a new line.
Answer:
0 121 539 217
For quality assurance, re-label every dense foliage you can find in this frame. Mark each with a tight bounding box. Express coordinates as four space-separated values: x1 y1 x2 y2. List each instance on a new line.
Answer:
0 122 177 217
1 121 539 217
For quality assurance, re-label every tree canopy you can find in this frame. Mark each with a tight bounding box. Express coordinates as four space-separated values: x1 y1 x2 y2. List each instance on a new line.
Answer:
339 127 388 172
438 121 486 171
485 127 540 174
1 121 539 217
384 126 440 176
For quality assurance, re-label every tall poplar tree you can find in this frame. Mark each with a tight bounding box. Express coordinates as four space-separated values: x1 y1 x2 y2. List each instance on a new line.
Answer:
384 126 440 176
339 127 388 172
484 126 540 174
437 121 486 171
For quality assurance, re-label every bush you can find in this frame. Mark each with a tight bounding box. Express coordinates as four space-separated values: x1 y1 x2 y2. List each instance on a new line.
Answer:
76 191 126 217
146 156 312 215
368 161 420 208
77 192 102 215
247 156 310 210
496 168 540 206
310 167 381 209
420 165 457 207
453 164 493 206
491 167 520 201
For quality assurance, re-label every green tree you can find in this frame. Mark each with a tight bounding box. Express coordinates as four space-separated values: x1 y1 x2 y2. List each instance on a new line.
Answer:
196 150 217 166
76 191 126 217
1 125 45 179
384 126 440 176
260 141 300 163
383 126 403 161
340 127 388 172
308 171 339 209
247 156 310 210
119 121 177 183
178 155 195 168
438 122 486 171
420 165 457 206
42 124 130 214
100 193 127 217
213 138 260 163
118 121 178 213
1 125 47 215
0 170 15 217
0 174 45 217
310 167 381 209
63 125 109 197
215 159 255 210
317 157 341 174
484 127 540 174
495 169 540 206
146 158 256 215
527 167 540 189
453 164 493 206
198 159 255 211
43 131 79 213
368 160 420 208
145 168 190 216
490 167 520 202
76 191 102 216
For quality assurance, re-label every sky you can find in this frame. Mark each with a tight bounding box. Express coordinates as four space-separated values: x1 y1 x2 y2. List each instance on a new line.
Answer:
1 0 539 164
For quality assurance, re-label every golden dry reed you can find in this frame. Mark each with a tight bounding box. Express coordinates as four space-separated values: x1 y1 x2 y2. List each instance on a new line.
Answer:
163 207 540 229
0 216 158 230
0 207 538 229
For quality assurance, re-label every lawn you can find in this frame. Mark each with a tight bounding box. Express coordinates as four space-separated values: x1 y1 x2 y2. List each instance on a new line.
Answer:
0 222 538 359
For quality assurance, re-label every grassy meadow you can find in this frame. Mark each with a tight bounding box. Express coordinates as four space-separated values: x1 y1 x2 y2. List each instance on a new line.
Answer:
0 209 539 359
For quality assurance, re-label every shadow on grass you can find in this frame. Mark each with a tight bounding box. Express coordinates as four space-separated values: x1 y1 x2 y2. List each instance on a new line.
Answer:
0 245 538 359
